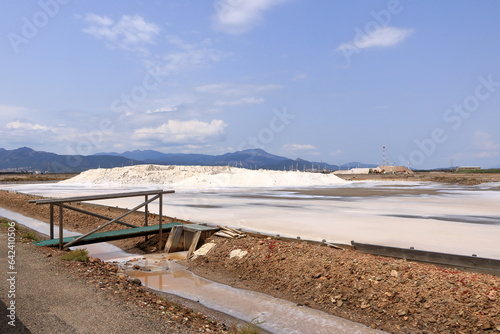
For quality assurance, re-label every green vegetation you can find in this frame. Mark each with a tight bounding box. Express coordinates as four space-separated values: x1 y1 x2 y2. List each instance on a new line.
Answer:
0 217 17 229
61 249 89 262
455 168 500 174
19 230 39 242
229 318 264 334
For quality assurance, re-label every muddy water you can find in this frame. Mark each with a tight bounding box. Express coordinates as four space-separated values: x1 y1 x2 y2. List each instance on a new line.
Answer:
124 260 384 334
0 208 384 333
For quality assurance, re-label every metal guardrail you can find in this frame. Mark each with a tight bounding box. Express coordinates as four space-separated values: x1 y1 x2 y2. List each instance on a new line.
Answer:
352 241 500 276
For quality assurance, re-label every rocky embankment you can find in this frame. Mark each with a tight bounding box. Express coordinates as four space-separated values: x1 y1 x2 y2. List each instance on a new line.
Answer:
185 236 500 334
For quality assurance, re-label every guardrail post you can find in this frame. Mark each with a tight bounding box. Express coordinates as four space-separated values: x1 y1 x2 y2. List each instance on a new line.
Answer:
49 203 54 239
158 192 163 251
58 204 63 250
144 195 149 241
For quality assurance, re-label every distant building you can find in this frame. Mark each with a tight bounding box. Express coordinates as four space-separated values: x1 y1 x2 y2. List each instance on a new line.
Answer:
333 165 414 175
333 168 373 175
374 166 414 174
455 166 481 171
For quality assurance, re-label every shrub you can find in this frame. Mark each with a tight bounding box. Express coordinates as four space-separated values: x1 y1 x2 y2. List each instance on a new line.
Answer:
20 230 39 242
61 249 89 262
229 318 264 334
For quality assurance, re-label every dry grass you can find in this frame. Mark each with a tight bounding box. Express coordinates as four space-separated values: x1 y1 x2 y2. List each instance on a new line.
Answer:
61 249 89 262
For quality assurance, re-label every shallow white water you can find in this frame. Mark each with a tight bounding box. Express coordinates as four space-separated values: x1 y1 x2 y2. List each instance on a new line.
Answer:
2 181 500 259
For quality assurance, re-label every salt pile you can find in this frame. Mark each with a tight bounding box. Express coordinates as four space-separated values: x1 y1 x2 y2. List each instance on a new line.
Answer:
60 165 347 187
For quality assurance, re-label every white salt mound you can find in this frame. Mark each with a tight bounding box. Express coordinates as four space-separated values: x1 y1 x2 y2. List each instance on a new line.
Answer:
60 165 347 187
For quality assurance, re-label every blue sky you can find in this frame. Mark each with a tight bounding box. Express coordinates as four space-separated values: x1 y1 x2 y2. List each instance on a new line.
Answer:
1 0 500 169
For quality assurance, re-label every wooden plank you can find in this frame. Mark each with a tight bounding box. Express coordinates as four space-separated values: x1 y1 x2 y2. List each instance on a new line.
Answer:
164 225 184 253
33 223 183 248
187 231 202 258
352 242 500 275
183 224 219 232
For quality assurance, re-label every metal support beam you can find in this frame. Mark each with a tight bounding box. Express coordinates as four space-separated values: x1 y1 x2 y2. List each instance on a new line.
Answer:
63 194 160 248
144 195 149 242
58 204 63 250
49 203 54 239
29 189 174 205
158 193 163 250
60 204 137 228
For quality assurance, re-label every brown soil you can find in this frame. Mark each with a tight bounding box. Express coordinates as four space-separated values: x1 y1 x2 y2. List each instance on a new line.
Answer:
1 186 500 333
0 173 77 183
185 237 500 334
336 172 500 185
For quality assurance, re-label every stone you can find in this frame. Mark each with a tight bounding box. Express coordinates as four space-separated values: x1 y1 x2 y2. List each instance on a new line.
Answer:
487 290 496 301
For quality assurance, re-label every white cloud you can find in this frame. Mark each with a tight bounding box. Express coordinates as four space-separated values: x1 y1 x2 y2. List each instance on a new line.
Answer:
157 48 227 75
212 0 289 34
337 26 413 52
215 97 264 106
292 73 307 81
83 14 160 52
453 131 500 160
6 121 52 132
283 143 316 152
471 131 500 158
195 83 281 96
0 105 31 116
330 149 343 156
147 37 228 76
145 107 178 114
132 119 227 146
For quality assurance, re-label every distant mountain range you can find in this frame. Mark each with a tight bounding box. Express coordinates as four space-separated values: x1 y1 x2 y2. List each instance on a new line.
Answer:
0 147 377 173
95 148 377 171
0 147 138 173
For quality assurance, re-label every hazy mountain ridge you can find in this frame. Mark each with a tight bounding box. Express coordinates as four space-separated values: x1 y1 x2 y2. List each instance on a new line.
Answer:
0 147 138 173
1 147 379 173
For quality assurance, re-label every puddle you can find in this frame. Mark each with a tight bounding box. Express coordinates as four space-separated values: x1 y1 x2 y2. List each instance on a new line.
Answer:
125 261 384 334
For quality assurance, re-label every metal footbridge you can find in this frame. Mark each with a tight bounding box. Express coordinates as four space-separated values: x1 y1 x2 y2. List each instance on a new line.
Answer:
29 189 175 250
